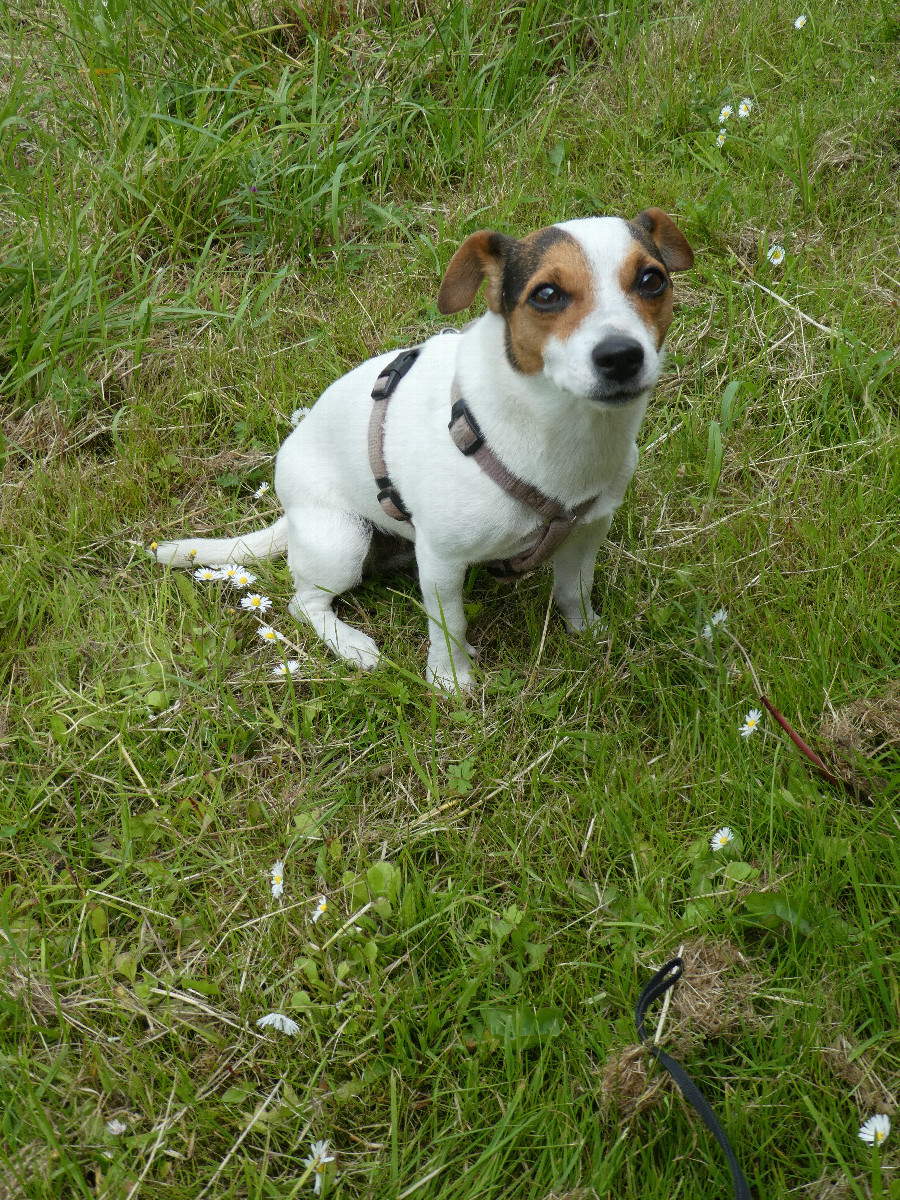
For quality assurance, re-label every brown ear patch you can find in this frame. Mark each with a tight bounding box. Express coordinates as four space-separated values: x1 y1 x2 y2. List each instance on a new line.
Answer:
631 208 694 273
437 231 516 314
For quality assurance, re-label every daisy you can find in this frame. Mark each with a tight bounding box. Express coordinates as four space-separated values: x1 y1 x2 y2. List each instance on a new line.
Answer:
215 563 243 582
271 660 301 677
738 98 752 118
716 127 727 148
710 826 735 852
253 482 270 499
290 407 311 427
740 708 763 738
794 13 807 28
311 896 327 924
767 244 786 266
258 625 284 644
303 1139 336 1195
149 541 158 553
193 566 219 582
718 104 734 123
233 570 258 590
256 1012 301 1035
702 608 729 640
859 1113 890 1146
106 1118 128 1136
270 860 285 900
241 593 272 613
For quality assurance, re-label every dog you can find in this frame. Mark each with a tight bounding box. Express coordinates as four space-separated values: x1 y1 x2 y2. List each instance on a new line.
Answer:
154 209 693 691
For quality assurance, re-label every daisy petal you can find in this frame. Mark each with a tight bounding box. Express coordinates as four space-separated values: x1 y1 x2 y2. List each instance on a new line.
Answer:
256 1012 300 1035
710 826 735 852
859 1114 890 1146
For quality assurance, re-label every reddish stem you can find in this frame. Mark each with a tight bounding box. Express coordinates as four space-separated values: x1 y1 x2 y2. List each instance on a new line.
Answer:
760 694 845 790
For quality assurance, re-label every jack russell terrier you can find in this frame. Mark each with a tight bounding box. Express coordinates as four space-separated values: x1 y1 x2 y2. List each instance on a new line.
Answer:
153 209 693 690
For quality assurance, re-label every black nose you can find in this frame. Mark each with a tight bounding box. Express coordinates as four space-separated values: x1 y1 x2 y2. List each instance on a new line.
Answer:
592 336 645 384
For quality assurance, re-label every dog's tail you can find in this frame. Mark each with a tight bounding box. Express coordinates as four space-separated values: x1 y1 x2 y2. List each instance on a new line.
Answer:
153 517 289 568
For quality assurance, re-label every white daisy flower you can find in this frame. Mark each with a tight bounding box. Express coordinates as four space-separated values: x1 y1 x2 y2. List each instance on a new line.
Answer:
716 127 727 148
193 566 219 582
794 13 807 28
270 860 285 900
738 98 752 118
233 570 258 590
767 244 786 266
710 826 735 852
241 593 272 613
303 1139 336 1194
253 482 271 499
718 104 733 122
290 407 311 427
106 1118 128 1136
256 1012 301 1036
258 625 284 644
859 1113 890 1146
702 608 729 640
271 660 301 677
740 708 763 739
311 896 327 924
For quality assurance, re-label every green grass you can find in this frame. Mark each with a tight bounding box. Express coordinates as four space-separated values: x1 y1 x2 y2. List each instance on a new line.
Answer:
2 0 900 1196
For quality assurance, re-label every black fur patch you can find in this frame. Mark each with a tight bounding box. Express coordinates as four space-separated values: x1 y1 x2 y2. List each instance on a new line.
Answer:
627 219 669 272
498 227 575 315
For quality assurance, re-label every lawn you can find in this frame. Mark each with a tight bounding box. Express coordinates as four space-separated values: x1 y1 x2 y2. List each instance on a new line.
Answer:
1 0 899 1196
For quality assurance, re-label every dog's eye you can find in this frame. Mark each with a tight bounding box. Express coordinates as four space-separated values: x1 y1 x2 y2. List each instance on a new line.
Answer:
636 267 668 298
527 283 569 311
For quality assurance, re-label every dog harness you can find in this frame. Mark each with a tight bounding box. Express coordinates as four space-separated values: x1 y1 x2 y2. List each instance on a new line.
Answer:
367 350 598 581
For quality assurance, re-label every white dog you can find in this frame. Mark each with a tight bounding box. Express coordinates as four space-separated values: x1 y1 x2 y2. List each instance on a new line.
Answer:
154 210 693 690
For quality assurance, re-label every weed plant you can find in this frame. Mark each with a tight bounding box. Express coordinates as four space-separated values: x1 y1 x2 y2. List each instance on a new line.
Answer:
1 0 899 1196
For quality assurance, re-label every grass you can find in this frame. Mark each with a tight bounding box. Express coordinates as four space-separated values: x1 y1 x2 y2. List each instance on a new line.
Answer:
1 0 900 1196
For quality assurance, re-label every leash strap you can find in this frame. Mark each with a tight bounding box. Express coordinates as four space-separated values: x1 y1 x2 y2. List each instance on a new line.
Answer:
368 349 420 522
635 959 752 1200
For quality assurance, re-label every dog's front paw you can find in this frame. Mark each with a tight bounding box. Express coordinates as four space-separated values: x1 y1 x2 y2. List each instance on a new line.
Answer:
426 653 474 694
561 607 605 634
568 616 609 642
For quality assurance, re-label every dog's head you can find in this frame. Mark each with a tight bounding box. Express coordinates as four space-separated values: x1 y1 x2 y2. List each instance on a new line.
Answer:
437 210 693 406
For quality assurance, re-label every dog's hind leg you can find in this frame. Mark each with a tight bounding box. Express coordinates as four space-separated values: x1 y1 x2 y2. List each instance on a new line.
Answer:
285 507 382 670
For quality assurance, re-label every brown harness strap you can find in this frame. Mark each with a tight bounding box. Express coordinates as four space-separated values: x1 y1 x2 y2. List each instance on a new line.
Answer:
448 379 596 580
368 350 597 579
367 349 420 522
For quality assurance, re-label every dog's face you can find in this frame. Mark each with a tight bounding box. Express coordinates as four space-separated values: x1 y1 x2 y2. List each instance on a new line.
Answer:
437 209 693 406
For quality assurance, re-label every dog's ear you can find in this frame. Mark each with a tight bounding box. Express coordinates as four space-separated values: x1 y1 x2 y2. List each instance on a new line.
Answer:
437 231 516 314
633 208 694 272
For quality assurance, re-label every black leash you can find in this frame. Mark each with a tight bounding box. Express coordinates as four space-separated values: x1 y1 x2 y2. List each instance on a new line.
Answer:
634 958 752 1199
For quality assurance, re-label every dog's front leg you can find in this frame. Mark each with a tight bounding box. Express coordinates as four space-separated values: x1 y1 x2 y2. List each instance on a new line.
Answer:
415 546 474 692
551 514 613 632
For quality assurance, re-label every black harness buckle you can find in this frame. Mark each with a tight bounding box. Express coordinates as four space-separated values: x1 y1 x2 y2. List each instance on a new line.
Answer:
449 397 485 455
371 349 421 401
376 483 412 522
